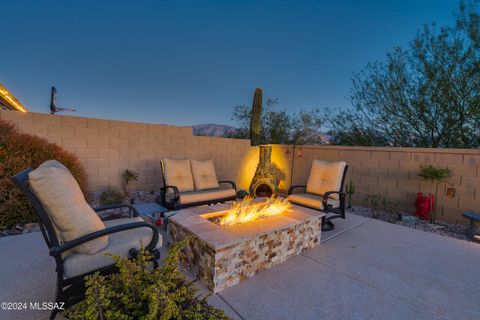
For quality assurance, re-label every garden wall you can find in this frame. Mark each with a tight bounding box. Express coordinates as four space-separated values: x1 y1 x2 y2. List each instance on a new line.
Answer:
2 109 479 225
288 145 480 224
0 110 251 192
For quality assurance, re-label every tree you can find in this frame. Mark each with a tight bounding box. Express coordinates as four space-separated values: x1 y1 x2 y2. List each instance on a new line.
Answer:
331 0 480 148
290 108 324 145
229 98 324 145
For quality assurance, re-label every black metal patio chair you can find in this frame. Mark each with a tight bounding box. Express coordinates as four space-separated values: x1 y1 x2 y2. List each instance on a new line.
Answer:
288 160 349 231
11 168 161 320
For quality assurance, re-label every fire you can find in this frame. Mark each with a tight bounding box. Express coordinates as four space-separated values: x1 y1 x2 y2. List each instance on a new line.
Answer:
219 197 292 226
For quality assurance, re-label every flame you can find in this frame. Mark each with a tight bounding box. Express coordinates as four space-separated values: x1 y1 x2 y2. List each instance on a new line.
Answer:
219 196 292 226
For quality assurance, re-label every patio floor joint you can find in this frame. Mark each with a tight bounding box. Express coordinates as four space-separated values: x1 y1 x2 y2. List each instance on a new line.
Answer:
216 292 246 320
321 217 373 243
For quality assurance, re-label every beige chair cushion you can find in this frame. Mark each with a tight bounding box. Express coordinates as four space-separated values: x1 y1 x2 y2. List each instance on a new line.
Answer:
190 159 219 190
163 158 194 192
306 160 346 199
63 217 162 278
288 193 340 210
179 188 236 205
28 160 107 255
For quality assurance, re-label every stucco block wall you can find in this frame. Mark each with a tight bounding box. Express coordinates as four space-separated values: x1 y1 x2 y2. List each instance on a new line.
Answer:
290 146 480 224
2 109 479 225
0 110 251 192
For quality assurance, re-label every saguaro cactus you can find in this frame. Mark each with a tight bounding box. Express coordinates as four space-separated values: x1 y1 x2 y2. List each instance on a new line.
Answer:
249 88 262 146
345 180 355 209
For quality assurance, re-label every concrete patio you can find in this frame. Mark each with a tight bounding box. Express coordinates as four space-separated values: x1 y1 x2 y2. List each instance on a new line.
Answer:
0 213 479 320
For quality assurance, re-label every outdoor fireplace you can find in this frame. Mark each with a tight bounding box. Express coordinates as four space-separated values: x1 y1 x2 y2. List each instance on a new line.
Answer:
249 145 276 197
168 199 325 292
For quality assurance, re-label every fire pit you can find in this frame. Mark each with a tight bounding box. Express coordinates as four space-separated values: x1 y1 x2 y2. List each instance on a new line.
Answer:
168 198 325 292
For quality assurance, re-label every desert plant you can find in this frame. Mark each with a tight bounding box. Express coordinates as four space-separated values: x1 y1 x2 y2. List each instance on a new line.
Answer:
249 88 263 146
99 186 125 205
64 238 230 320
418 165 451 182
418 164 452 223
345 181 355 209
121 168 138 194
0 118 88 229
363 195 400 222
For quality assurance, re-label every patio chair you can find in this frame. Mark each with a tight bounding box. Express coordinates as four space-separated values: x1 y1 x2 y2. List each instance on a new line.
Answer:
160 158 237 210
288 160 348 231
11 160 161 320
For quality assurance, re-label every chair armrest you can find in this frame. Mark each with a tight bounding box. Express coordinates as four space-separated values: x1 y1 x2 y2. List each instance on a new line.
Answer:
93 204 139 218
322 191 347 211
218 180 236 190
160 185 180 201
288 185 307 195
49 222 159 257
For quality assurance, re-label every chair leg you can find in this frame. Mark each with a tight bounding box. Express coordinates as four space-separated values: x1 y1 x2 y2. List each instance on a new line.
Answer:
153 249 160 269
321 216 335 231
50 308 59 320
51 273 63 320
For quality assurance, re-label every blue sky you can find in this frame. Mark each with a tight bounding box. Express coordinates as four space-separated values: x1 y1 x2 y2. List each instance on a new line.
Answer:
1 0 457 126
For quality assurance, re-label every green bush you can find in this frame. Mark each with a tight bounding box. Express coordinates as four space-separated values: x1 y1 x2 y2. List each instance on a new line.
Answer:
121 168 139 194
418 164 451 182
99 186 125 205
65 238 230 320
0 118 88 229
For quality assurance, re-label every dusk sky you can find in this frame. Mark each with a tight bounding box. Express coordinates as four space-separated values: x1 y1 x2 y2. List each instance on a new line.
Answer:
2 0 457 126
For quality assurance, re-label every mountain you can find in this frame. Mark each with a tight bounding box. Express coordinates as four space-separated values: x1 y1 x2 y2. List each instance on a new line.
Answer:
192 124 238 137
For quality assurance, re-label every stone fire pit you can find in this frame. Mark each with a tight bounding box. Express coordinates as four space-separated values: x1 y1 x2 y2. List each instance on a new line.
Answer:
168 200 325 292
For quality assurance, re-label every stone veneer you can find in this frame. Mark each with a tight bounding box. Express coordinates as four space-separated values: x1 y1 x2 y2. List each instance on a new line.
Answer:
168 202 325 292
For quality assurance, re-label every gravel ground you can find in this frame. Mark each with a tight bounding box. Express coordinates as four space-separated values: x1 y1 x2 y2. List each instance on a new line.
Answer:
348 206 469 241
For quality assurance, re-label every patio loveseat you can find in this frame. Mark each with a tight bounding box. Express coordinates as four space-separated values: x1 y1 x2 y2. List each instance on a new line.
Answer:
288 159 348 231
160 158 237 210
11 160 161 320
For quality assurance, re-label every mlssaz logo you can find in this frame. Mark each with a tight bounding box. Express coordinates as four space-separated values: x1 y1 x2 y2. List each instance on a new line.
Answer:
30 302 65 310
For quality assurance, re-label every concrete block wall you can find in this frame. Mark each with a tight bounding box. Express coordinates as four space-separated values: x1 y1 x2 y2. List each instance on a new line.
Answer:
2 109 479 225
290 145 480 224
0 110 251 192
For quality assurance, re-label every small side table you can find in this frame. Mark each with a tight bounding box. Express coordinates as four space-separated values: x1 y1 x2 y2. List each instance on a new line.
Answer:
462 211 480 241
133 202 167 220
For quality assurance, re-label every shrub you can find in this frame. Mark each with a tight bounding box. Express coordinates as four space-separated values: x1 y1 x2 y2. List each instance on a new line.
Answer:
363 194 400 221
418 164 451 182
65 238 230 320
121 168 139 194
0 118 88 229
99 186 125 205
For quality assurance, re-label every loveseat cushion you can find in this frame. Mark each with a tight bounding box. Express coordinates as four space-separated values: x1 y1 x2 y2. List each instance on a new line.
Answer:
63 217 162 278
288 193 340 210
179 188 236 204
190 159 219 190
28 160 108 255
163 158 194 192
306 160 346 199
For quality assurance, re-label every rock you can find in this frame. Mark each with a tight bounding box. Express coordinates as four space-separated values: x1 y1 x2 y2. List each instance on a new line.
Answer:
23 223 40 233
401 215 418 224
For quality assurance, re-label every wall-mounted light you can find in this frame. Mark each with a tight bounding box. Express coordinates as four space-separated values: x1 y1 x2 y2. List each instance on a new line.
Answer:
446 187 456 198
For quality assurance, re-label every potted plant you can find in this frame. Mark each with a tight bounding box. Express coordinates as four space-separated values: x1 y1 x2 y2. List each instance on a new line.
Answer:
417 164 451 224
